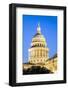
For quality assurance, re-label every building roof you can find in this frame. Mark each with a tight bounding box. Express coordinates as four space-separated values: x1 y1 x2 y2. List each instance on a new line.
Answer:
47 53 57 61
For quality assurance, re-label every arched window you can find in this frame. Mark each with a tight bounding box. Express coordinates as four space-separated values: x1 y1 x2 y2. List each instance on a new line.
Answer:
40 44 41 47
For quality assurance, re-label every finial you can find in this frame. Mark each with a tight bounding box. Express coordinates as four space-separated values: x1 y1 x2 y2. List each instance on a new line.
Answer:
38 22 40 27
37 22 41 33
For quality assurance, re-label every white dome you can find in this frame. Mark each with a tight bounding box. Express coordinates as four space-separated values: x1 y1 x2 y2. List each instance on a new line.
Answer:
30 24 47 48
32 34 45 42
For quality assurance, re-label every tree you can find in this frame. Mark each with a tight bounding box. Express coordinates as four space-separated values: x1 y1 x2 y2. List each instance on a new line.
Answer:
23 66 52 75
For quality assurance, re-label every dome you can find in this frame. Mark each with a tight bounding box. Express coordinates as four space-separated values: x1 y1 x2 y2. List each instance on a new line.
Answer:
32 33 45 42
30 23 47 48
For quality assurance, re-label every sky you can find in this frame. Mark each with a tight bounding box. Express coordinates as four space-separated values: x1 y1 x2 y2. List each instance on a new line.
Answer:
22 15 57 63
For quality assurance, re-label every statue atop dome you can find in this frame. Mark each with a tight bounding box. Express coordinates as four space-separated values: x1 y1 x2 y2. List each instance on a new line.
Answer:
37 23 41 34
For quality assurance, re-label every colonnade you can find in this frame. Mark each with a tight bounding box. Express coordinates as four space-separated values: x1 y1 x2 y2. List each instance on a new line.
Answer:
29 48 48 63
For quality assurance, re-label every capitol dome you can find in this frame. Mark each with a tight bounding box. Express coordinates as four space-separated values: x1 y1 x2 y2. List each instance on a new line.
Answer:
31 24 47 48
28 23 49 64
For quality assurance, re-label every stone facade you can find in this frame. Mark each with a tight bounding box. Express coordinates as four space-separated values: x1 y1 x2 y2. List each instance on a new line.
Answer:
23 54 57 73
44 54 57 72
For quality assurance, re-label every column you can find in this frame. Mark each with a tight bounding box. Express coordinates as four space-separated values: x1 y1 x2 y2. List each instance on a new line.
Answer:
40 49 42 57
43 50 45 57
45 50 48 58
39 49 41 57
42 50 43 57
41 50 42 57
35 50 36 57
37 49 39 57
38 50 39 57
36 50 37 58
42 50 44 62
34 50 35 57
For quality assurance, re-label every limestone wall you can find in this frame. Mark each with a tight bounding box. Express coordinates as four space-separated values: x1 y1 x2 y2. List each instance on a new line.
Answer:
23 55 57 73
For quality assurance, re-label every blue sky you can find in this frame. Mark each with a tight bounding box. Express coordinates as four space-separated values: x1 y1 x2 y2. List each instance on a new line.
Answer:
22 15 57 63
